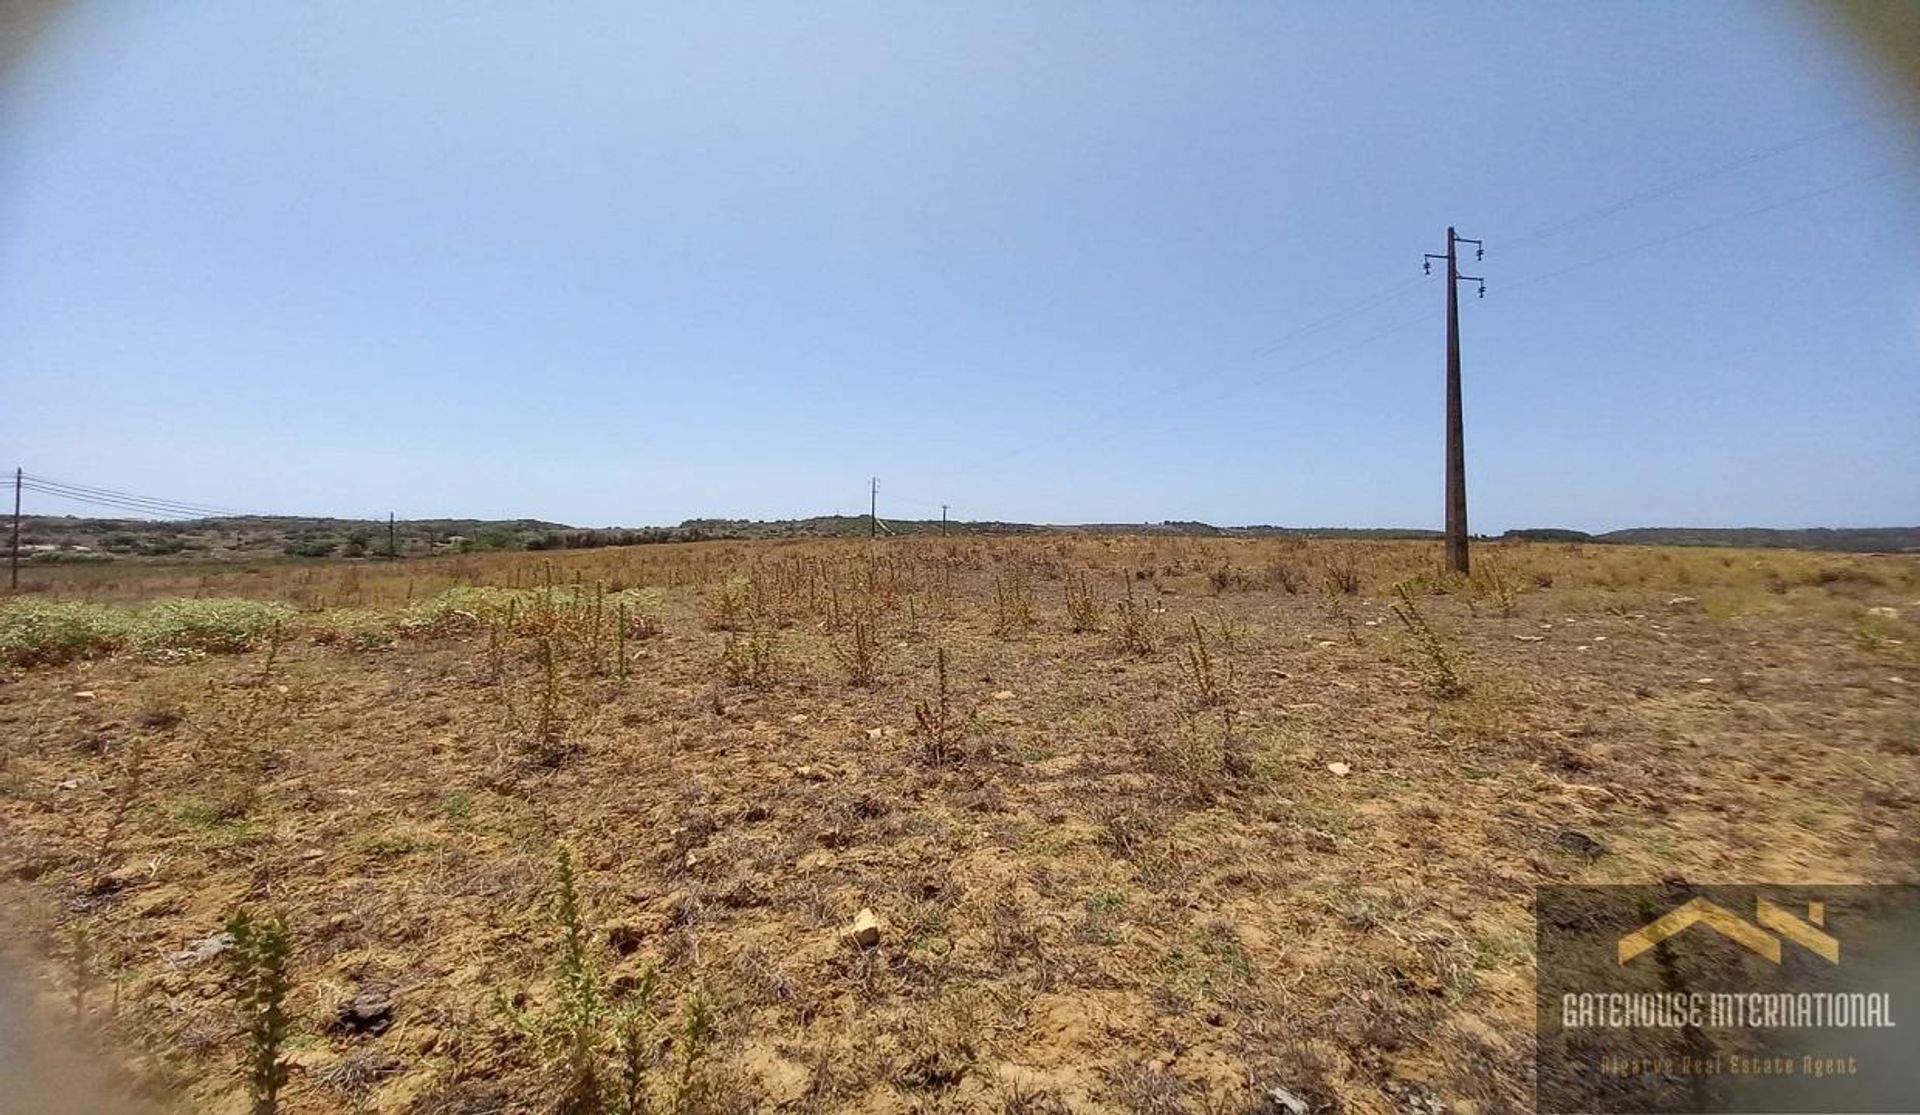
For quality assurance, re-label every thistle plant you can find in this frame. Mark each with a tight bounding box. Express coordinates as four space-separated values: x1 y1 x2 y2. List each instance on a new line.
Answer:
226 910 293 1115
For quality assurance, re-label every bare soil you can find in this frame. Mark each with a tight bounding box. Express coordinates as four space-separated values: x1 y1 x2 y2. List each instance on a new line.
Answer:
1 537 1915 1114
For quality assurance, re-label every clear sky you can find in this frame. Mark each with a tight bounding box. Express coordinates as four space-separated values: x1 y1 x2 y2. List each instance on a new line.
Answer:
2 3 1916 531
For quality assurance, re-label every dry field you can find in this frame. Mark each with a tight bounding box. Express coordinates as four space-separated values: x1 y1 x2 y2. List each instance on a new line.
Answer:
1 535 1916 1115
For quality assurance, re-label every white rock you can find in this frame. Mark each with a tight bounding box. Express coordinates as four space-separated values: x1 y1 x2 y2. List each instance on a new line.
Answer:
1267 1085 1311 1115
1325 762 1351 776
849 908 882 948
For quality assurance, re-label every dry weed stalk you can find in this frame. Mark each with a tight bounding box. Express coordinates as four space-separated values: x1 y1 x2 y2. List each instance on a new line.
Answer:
1392 583 1467 697
913 647 962 765
993 572 1035 636
719 627 779 690
1113 580 1155 656
832 613 882 687
1181 616 1234 708
1064 572 1102 633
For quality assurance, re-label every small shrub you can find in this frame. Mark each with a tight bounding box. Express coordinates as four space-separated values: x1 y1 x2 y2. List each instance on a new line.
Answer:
496 844 723 1115
719 628 779 690
1263 558 1304 594
993 573 1035 637
1322 560 1362 596
1063 573 1102 633
137 598 294 655
0 599 131 665
833 613 882 687
1113 581 1155 656
706 578 750 631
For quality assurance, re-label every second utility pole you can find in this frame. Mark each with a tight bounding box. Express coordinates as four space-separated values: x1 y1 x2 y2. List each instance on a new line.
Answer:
1426 227 1483 575
869 477 879 540
9 468 21 592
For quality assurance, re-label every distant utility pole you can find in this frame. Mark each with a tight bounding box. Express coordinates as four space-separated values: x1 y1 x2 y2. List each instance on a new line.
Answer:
869 478 879 540
9 468 21 592
941 504 949 536
388 512 397 561
1425 227 1484 575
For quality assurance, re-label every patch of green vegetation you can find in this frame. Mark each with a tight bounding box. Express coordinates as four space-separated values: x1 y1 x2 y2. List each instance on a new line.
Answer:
0 599 131 665
1077 886 1128 945
137 598 295 654
1292 799 1351 837
1160 921 1255 998
347 829 433 859
173 796 259 846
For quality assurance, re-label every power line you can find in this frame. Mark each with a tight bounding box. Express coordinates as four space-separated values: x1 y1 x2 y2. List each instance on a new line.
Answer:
1493 166 1895 300
1501 113 1885 254
21 481 238 520
22 472 243 517
18 482 229 520
956 273 1427 478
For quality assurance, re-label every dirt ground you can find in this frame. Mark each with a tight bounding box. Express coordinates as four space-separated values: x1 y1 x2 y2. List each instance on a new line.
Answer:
1 536 1915 1114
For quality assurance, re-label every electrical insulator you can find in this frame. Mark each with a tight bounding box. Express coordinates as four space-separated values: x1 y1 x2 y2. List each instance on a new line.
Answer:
1477 283 1486 298
1423 260 1431 275
1476 248 1484 261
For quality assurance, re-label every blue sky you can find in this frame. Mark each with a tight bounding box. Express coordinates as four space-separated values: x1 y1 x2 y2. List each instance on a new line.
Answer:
2 3 1915 531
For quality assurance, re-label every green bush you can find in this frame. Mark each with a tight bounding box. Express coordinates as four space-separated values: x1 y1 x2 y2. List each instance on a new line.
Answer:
135 598 295 654
0 599 133 665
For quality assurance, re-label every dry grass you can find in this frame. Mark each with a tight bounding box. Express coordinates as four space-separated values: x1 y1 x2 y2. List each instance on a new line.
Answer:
1 534 1916 1113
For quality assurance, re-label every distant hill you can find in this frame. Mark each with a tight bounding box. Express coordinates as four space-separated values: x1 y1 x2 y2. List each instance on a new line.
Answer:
10 512 1917 564
1591 526 1920 552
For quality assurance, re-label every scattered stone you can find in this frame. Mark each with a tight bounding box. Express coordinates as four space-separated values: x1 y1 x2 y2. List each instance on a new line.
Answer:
1694 677 1715 685
992 690 1015 700
168 931 235 966
849 908 882 948
1382 1076 1447 1115
865 728 883 740
1556 829 1607 858
333 990 394 1036
1325 762 1351 776
88 860 151 896
1867 606 1899 620
55 779 80 791
1266 1084 1311 1115
787 714 809 724
73 691 97 700
1665 596 1698 608
1513 634 1544 642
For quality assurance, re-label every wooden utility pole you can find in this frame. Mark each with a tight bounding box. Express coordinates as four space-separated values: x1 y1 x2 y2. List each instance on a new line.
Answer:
9 468 21 592
388 512 397 561
1425 227 1484 575
869 478 879 540
940 504 948 536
